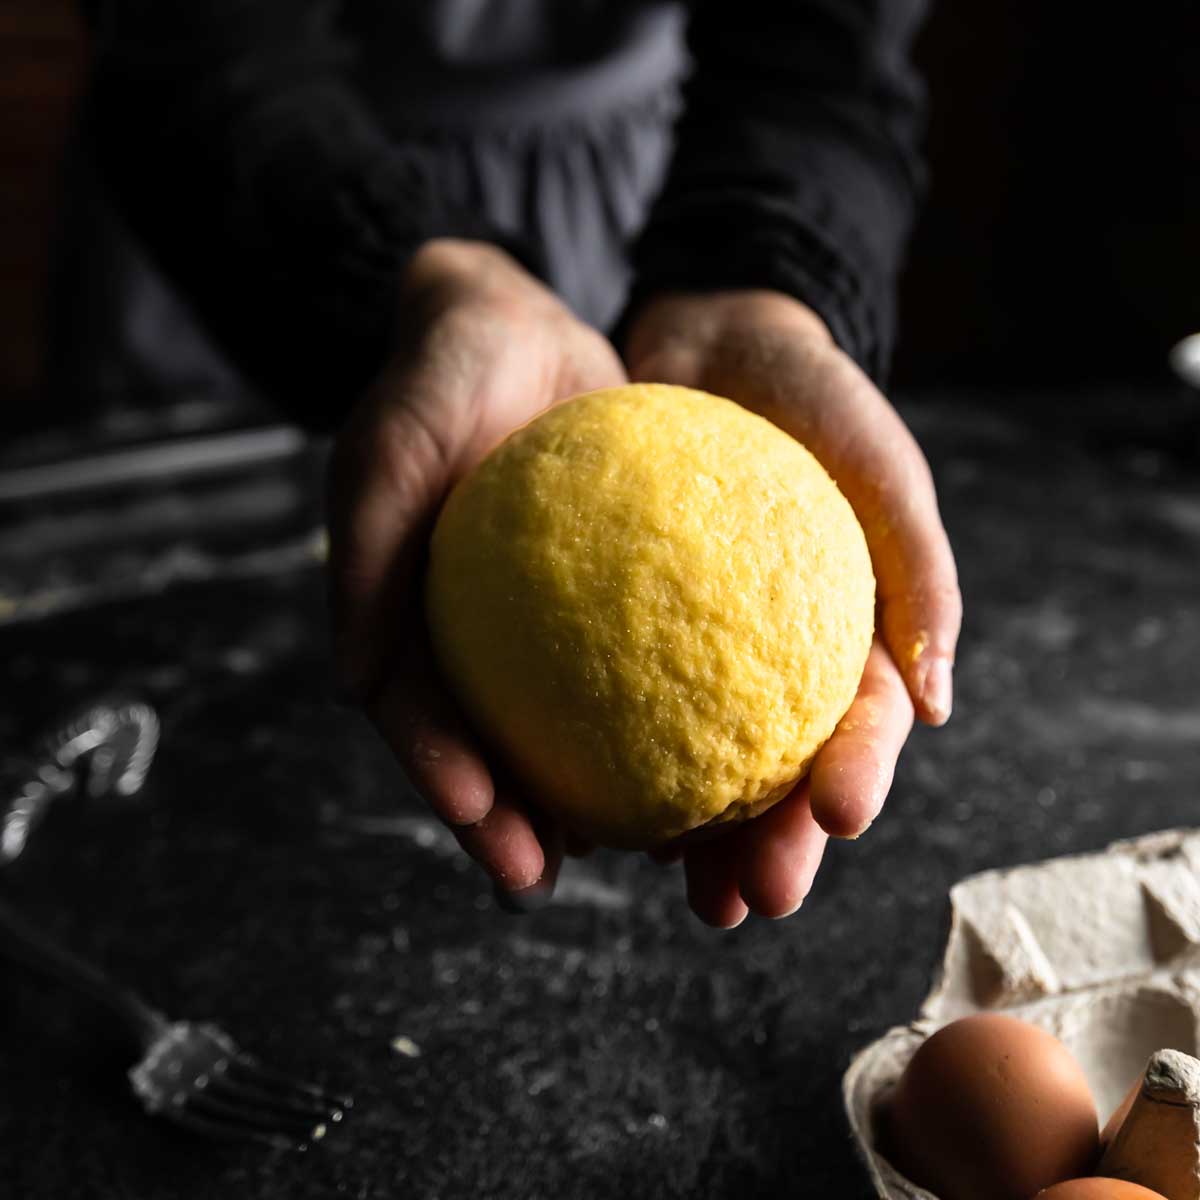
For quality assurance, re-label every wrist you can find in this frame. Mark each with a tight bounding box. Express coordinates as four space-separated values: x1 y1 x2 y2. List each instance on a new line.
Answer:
624 289 833 369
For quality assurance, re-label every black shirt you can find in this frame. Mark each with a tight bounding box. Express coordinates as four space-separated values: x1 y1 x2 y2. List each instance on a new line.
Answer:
90 1 929 427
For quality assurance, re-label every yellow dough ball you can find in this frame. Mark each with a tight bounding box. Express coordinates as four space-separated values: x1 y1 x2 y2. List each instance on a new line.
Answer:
425 384 875 849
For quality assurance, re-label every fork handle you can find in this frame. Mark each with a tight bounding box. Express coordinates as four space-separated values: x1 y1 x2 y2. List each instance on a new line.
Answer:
0 895 165 1048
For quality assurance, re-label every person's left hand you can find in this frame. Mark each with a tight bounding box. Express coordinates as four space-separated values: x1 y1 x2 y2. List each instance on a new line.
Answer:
624 290 962 928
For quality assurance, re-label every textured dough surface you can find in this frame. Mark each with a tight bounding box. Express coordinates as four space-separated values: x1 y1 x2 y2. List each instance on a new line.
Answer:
425 384 875 848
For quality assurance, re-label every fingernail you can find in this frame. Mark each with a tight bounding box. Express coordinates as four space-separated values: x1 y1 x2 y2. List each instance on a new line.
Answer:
492 879 554 915
838 820 870 842
920 658 953 725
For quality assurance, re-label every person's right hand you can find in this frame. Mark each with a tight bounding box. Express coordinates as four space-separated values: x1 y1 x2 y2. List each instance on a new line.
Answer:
327 239 627 905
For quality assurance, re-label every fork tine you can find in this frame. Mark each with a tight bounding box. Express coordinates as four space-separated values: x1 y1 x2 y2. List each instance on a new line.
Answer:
186 1090 325 1143
207 1073 343 1122
167 1106 300 1150
225 1055 353 1111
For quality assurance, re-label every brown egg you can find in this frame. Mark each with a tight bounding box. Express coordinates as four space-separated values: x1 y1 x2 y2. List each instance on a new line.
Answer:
1035 1179 1167 1199
882 1014 1100 1200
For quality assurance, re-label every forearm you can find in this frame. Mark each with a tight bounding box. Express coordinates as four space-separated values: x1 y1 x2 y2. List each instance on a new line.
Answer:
629 0 930 381
89 3 516 426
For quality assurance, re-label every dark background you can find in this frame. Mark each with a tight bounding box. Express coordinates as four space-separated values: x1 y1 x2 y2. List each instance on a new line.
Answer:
2 6 1199 1199
2 0 1199 424
897 1 1200 386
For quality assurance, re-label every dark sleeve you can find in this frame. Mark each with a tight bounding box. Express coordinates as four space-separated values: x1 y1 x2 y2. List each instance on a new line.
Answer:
627 0 930 382
89 2 530 428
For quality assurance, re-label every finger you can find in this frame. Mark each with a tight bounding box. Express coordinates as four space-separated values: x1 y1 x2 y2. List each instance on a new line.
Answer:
684 834 749 929
808 640 914 838
770 355 960 727
528 804 565 893
737 784 828 919
809 377 959 728
876 562 962 728
454 789 548 893
622 299 961 726
494 811 564 913
369 638 494 827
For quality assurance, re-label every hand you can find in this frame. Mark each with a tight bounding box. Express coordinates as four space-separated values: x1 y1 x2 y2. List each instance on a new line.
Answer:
625 290 962 928
327 239 626 903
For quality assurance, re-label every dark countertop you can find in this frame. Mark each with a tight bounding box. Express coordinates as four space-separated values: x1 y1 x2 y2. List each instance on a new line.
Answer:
1 389 1199 1199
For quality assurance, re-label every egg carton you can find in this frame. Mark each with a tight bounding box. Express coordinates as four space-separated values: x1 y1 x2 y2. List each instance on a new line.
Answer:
844 827 1200 1198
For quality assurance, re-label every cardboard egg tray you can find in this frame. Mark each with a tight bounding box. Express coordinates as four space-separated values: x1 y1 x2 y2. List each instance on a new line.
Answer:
844 827 1200 1198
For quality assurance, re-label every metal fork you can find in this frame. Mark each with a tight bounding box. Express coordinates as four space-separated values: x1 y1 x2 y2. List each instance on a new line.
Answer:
0 897 350 1147
1 699 350 1148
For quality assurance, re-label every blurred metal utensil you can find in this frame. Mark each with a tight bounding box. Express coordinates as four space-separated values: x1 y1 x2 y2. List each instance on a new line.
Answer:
1169 332 1200 388
0 896 350 1148
2 698 159 864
